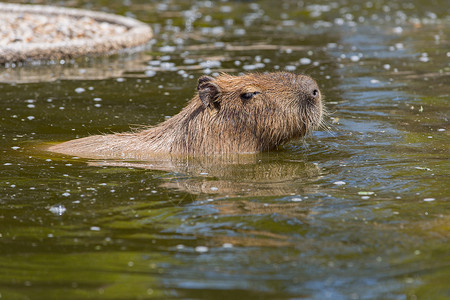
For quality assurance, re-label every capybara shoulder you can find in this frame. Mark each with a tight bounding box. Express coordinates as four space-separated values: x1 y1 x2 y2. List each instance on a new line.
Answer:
48 72 323 159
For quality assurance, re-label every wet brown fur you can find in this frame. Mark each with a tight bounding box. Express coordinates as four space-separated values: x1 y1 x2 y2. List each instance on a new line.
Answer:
48 72 323 159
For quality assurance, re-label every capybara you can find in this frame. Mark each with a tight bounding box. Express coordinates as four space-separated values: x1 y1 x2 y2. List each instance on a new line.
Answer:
49 72 323 159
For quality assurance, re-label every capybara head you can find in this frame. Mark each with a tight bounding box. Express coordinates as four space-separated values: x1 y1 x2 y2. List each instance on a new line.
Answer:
190 72 323 153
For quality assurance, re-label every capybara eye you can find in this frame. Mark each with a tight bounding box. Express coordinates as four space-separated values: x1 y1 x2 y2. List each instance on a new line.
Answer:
312 89 319 96
240 92 259 101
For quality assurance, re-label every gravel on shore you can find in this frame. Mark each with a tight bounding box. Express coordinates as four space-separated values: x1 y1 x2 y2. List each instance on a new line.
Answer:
0 3 153 63
0 13 128 45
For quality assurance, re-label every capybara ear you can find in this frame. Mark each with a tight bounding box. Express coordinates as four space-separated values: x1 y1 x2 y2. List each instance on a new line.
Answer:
197 75 214 90
198 81 221 109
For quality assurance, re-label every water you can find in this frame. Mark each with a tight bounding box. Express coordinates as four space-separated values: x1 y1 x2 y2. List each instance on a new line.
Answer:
1 0 449 299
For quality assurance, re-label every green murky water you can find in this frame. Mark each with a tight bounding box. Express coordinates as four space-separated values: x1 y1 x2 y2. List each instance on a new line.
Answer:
1 0 449 299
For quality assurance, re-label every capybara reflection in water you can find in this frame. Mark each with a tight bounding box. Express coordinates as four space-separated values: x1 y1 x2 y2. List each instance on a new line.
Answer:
49 72 323 159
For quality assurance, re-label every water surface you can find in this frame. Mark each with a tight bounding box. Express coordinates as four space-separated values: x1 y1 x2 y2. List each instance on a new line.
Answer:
1 0 449 299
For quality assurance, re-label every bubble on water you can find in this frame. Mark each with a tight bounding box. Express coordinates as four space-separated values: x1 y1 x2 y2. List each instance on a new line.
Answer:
285 65 296 71
116 78 125 82
27 116 35 120
249 3 260 10
4 163 12 166
160 62 177 71
393 26 403 34
414 167 431 171
437 128 445 132
49 204 66 216
425 12 437 19
210 187 219 191
334 18 345 25
159 45 176 52
370 79 380 84
90 226 101 231
291 197 302 202
350 55 360 62
149 60 161 66
282 20 296 26
75 87 85 93
361 196 370 200
176 244 185 250
223 243 233 248
383 64 391 70
195 246 209 253
423 198 435 202
234 28 246 36
327 43 337 48
183 58 196 64
93 97 102 102
156 3 168 10
27 104 35 108
201 27 225 35
419 56 429 62
200 60 221 69
243 63 265 70
333 181 346 185
62 192 70 197
358 191 374 195
220 6 232 13
299 58 312 65
11 146 20 150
